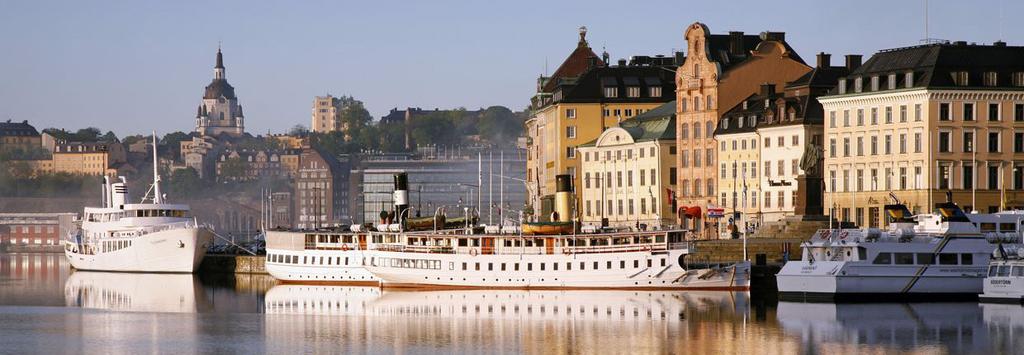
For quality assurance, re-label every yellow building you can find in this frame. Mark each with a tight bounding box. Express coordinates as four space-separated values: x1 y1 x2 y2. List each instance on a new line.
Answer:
715 96 763 237
820 42 1024 227
52 142 126 176
526 27 676 220
577 102 678 229
0 120 42 155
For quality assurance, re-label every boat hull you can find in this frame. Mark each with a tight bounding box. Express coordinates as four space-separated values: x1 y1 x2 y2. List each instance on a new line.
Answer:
980 273 1024 303
777 261 987 301
64 227 213 273
265 248 379 285
365 250 750 290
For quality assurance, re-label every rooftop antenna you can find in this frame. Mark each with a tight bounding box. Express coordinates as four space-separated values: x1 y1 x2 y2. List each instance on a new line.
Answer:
919 0 946 44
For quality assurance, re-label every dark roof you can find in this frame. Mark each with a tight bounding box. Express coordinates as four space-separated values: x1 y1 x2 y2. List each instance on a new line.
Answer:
703 32 806 71
204 79 236 100
831 42 1024 95
0 120 39 137
215 48 224 69
717 94 764 135
555 65 676 104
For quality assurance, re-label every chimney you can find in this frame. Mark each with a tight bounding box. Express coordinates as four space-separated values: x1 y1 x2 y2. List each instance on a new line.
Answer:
729 31 744 55
845 54 862 71
674 51 685 66
760 83 776 99
816 52 831 68
760 31 785 42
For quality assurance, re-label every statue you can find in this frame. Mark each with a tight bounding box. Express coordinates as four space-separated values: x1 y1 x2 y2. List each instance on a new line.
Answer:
799 143 823 177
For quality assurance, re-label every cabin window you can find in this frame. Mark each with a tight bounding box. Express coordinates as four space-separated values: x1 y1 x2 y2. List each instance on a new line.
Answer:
938 253 958 265
1000 223 1016 231
566 262 571 270
857 247 867 260
981 223 997 232
540 263 546 271
515 263 520 271
458 239 468 247
462 262 467 270
916 253 934 265
647 259 652 268
501 263 506 271
488 263 493 271
1013 266 1024 277
872 252 892 264
894 253 914 265
581 262 586 270
997 265 1011 277
961 253 974 265
475 263 480 271
661 258 666 267
990 266 999 277
607 261 612 269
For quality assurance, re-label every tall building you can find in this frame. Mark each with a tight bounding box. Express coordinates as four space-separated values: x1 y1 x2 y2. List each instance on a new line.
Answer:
526 26 677 221
577 101 678 229
675 22 810 237
295 146 350 229
195 48 245 137
820 41 1024 227
311 95 358 139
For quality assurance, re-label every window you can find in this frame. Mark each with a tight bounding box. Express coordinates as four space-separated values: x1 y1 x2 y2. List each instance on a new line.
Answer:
938 253 958 265
939 103 951 121
964 131 974 152
778 136 784 147
916 253 934 265
871 76 879 91
777 159 784 176
989 132 1001 152
914 133 922 153
989 103 1000 121
962 253 974 265
604 87 618 98
988 165 999 190
627 87 640 98
885 106 892 124
857 109 864 126
964 103 975 121
887 74 896 90
870 108 878 125
765 161 771 177
899 134 907 154
1015 72 1024 87
894 253 914 265
984 71 998 86
566 109 576 119
1015 132 1024 153
952 71 969 86
1017 104 1024 122
854 77 863 92
829 111 836 128
856 137 863 156
915 104 922 121
843 138 850 157
649 86 662 97
792 159 799 176
905 72 914 87
963 165 974 190
873 252 892 264
939 164 951 189
764 191 772 208
566 147 576 159
938 132 951 153
566 126 577 139
843 110 850 126
829 139 836 158
792 135 799 146
899 105 907 122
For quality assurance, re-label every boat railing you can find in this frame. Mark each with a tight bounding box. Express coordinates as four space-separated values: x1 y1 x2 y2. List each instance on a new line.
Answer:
373 241 680 256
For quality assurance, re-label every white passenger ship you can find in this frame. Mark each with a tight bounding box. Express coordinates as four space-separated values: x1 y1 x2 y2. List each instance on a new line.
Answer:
64 136 213 273
777 200 1023 301
264 229 378 285
979 244 1024 303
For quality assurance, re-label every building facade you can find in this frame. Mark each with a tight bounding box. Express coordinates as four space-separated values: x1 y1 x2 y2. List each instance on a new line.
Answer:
715 96 762 236
577 101 677 229
52 142 126 176
195 48 245 137
0 213 76 246
675 22 810 237
526 27 677 221
295 146 350 229
820 41 1024 227
0 120 42 155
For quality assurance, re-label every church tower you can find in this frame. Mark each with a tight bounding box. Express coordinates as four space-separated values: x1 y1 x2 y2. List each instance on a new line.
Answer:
195 47 245 136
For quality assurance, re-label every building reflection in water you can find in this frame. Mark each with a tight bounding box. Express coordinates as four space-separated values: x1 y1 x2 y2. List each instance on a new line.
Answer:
0 253 70 306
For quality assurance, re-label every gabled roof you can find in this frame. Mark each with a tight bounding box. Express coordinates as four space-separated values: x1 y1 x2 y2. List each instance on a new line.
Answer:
541 31 603 93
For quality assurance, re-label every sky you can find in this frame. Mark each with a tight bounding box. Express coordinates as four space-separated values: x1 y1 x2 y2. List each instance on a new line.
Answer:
1 0 1022 137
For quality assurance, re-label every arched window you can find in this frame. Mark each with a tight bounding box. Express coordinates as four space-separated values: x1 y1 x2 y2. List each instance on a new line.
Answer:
694 64 700 78
694 179 702 196
681 100 688 112
706 180 714 197
706 96 713 110
692 123 700 139
706 121 714 138
681 180 690 197
681 124 689 141
694 96 701 111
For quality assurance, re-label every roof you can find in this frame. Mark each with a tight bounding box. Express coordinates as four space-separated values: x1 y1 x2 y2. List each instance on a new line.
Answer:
703 32 806 71
204 79 236 100
555 65 676 104
580 101 676 147
542 31 603 93
0 120 39 137
830 42 1024 95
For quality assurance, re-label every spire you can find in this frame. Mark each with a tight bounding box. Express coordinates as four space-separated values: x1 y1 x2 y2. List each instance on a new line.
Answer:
213 45 225 80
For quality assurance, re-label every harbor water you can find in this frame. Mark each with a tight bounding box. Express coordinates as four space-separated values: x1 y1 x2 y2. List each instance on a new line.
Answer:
1 253 1022 354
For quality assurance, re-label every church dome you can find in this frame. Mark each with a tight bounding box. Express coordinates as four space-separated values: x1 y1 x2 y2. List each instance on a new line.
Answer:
204 79 236 100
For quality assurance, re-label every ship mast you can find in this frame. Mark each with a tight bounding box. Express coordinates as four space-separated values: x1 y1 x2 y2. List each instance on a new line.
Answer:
151 132 163 204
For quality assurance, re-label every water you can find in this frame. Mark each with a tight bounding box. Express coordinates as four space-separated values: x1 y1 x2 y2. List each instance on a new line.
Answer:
0 253 1022 354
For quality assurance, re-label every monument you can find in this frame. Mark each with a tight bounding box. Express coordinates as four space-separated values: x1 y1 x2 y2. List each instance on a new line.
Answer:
792 142 825 218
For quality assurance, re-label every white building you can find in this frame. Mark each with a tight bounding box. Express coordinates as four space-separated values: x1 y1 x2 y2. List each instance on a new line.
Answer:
195 48 245 137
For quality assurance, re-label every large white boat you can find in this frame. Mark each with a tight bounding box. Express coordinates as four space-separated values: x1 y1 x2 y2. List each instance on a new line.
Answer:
777 200 1023 301
264 229 378 285
64 136 213 273
979 244 1024 303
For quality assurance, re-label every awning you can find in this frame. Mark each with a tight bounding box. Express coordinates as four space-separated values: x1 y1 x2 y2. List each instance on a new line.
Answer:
685 206 702 218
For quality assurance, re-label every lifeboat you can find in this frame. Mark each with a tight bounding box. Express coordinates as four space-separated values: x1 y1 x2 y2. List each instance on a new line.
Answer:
522 222 575 235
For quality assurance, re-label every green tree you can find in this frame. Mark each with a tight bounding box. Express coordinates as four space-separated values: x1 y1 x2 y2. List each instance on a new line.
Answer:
166 167 202 198
335 96 373 133
288 124 309 136
408 111 456 146
98 131 119 143
477 106 521 144
160 131 192 160
219 157 249 181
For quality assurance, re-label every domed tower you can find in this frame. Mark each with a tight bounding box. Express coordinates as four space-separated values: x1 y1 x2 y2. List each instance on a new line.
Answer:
196 47 245 136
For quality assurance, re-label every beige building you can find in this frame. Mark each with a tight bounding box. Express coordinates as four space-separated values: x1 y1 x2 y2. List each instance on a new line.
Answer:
714 102 761 236
675 22 810 236
52 142 126 176
820 41 1024 227
526 27 677 220
577 102 677 229
0 120 42 154
312 95 346 134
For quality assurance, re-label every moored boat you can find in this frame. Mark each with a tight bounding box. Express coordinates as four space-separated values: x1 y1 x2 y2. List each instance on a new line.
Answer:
980 244 1024 303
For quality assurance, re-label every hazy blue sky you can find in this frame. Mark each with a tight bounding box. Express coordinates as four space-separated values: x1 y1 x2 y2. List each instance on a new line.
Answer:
1 0 1021 136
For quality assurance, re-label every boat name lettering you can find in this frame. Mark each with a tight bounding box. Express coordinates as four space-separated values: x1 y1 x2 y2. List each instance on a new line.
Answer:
990 279 1011 285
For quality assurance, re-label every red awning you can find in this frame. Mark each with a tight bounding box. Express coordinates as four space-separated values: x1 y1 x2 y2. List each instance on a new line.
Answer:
685 206 702 218
676 206 689 218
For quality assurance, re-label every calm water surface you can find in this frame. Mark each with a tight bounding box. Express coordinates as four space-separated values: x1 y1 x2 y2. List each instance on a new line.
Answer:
0 253 1022 354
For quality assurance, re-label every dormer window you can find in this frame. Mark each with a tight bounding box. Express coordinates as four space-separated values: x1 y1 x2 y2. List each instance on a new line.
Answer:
603 87 618 98
952 71 969 86
905 72 914 88
742 101 748 110
854 77 863 93
627 87 640 98
1014 72 1024 87
648 86 662 97
722 118 729 129
887 74 897 90
870 76 879 91
748 116 756 127
838 79 847 94
738 116 744 128
984 72 998 86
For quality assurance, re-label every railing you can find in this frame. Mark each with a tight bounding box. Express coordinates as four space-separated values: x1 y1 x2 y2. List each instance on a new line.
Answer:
373 241 683 256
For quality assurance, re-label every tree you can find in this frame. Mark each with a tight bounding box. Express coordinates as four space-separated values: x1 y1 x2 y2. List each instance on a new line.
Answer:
288 124 309 136
477 106 521 144
408 111 456 146
98 131 119 143
219 157 250 182
335 96 373 133
161 131 192 161
73 127 102 142
166 167 202 198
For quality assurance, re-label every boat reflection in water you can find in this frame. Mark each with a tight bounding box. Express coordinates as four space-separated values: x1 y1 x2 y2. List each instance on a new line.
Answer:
981 303 1024 350
777 301 991 353
64 270 204 313
263 285 752 353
